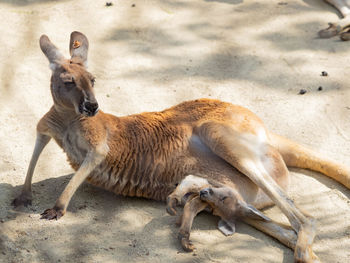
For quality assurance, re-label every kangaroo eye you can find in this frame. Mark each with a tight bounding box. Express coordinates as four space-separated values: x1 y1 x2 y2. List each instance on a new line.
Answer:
221 196 227 202
64 81 75 88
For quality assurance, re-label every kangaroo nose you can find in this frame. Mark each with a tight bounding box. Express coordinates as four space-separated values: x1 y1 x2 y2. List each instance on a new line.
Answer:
200 188 213 198
84 101 99 116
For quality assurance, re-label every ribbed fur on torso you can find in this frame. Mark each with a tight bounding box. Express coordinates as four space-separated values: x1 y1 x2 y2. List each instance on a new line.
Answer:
85 111 198 201
42 99 237 201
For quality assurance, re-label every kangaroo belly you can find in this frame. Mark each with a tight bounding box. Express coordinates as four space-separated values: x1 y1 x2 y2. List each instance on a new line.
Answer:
85 153 199 201
84 134 261 203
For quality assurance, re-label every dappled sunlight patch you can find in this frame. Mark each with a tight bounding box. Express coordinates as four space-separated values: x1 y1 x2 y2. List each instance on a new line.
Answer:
118 209 153 230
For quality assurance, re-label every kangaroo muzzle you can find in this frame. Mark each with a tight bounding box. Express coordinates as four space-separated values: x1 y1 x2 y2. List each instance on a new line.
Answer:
80 100 99 117
199 188 213 199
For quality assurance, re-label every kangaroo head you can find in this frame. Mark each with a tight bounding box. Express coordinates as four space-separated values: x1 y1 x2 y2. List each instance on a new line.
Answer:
40 32 98 117
199 187 270 236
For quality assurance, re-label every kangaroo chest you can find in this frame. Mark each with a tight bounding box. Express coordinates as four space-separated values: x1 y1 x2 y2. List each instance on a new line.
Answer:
62 129 89 167
49 121 90 170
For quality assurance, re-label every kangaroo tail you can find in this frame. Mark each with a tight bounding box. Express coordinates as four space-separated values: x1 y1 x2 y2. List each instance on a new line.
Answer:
269 133 350 189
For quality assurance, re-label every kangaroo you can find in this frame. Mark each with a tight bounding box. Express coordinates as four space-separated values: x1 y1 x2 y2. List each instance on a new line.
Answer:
12 32 350 263
167 175 296 253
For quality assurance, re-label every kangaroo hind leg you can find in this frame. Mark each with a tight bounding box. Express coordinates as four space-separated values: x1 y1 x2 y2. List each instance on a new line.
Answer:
196 121 319 263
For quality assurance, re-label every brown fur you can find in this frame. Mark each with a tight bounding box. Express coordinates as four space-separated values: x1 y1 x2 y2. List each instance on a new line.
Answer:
167 175 295 252
12 32 350 263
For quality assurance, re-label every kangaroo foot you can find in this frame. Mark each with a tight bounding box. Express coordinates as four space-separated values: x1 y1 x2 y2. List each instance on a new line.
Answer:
294 245 321 263
12 194 32 207
40 207 64 220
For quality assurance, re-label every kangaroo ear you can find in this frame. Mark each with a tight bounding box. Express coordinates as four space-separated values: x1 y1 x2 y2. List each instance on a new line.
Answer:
243 204 271 221
39 35 64 69
218 219 236 236
69 31 89 67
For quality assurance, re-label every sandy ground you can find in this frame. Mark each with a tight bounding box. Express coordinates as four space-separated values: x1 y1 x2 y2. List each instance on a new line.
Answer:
0 0 350 262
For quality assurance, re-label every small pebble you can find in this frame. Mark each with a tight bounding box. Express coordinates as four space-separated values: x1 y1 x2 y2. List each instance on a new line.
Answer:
318 86 323 91
105 2 113 7
298 89 307 95
106 94 110 98
321 71 328 76
131 4 135 7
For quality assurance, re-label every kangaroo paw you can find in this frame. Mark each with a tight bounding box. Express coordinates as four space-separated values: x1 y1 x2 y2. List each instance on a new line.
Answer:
166 196 178 216
40 207 64 220
180 237 195 252
178 232 195 252
12 194 32 207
